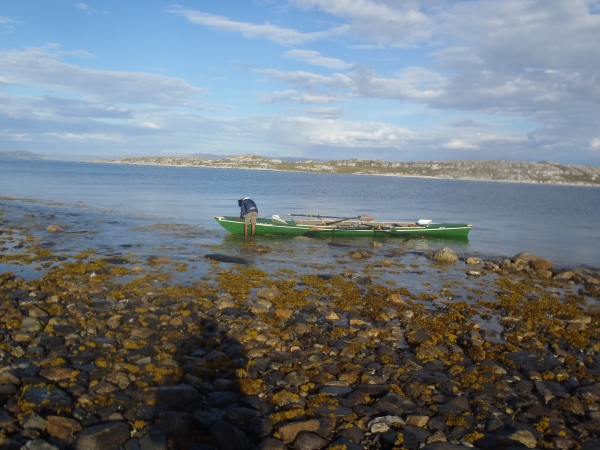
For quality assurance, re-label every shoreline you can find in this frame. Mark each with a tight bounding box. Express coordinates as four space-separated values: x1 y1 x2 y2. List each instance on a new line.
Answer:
89 160 600 188
1 200 600 449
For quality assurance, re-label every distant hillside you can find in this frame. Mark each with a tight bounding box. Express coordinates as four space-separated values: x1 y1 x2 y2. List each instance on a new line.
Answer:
95 154 600 186
0 150 56 160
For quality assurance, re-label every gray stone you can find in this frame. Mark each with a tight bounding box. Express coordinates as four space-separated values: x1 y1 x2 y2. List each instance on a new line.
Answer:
505 350 561 372
132 385 200 407
329 437 363 450
339 425 364 444
422 443 475 450
20 387 72 411
582 439 600 450
138 429 167 450
211 421 249 450
373 393 417 416
292 431 328 450
206 391 241 408
284 370 309 386
318 386 352 396
75 422 130 450
20 440 60 450
314 404 352 417
156 411 195 437
256 438 286 450
248 417 274 437
21 317 42 332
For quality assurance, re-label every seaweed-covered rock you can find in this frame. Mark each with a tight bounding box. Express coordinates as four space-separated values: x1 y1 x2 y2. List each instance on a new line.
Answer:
429 247 458 262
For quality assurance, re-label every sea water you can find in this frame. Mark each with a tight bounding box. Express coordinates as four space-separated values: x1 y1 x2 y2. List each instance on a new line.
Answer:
1 159 599 269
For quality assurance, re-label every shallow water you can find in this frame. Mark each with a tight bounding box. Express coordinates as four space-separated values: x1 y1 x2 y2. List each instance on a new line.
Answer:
1 159 599 269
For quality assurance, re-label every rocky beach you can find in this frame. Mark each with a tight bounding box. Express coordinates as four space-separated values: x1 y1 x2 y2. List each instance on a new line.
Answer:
1 203 600 450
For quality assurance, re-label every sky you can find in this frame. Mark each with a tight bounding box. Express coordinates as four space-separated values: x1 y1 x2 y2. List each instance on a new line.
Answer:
1 1 600 164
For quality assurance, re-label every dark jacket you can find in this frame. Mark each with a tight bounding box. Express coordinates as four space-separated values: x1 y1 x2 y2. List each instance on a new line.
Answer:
240 198 258 219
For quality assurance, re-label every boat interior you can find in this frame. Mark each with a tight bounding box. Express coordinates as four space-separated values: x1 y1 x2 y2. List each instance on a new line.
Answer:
290 218 428 228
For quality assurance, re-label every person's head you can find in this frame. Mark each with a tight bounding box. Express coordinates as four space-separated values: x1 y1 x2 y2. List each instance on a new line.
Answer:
238 199 243 207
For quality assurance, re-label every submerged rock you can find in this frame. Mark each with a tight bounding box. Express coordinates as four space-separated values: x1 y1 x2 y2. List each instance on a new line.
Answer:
204 253 250 264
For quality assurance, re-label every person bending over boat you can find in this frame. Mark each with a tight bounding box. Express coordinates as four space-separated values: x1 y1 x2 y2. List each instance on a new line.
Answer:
237 197 258 236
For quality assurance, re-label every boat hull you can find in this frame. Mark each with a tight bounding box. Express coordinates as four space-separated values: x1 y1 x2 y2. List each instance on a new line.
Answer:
214 216 310 236
215 216 472 237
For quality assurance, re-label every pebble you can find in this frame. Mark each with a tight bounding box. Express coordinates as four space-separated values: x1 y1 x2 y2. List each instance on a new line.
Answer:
0 240 598 450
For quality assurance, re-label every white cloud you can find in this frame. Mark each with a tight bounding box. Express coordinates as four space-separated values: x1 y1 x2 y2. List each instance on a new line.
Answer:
255 68 351 89
260 89 345 104
592 138 600 150
45 132 124 141
140 122 160 129
284 49 350 69
75 3 97 14
168 7 348 45
291 0 431 46
0 47 206 105
443 139 479 149
449 118 495 128
303 107 347 118
271 116 415 148
349 66 446 101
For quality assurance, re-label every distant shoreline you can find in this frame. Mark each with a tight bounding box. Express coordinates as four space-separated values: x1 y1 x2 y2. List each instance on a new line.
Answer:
90 159 600 188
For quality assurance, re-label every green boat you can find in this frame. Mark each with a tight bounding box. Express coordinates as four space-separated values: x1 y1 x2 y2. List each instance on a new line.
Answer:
214 215 472 238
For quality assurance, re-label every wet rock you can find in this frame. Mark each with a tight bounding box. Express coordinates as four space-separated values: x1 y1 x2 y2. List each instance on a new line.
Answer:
348 250 373 260
466 257 482 264
253 245 271 253
429 247 458 262
505 350 562 372
103 257 129 264
47 225 63 233
529 258 554 270
204 253 249 265
554 270 575 280
75 422 130 450
211 421 250 450
257 288 278 300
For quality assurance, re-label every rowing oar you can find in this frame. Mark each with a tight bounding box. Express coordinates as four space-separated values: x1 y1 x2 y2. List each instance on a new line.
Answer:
308 214 375 229
286 213 374 221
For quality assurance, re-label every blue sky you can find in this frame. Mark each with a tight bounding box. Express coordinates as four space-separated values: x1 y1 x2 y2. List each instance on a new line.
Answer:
1 1 600 164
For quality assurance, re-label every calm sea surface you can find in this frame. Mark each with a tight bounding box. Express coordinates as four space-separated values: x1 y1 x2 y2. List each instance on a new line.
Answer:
1 159 599 269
